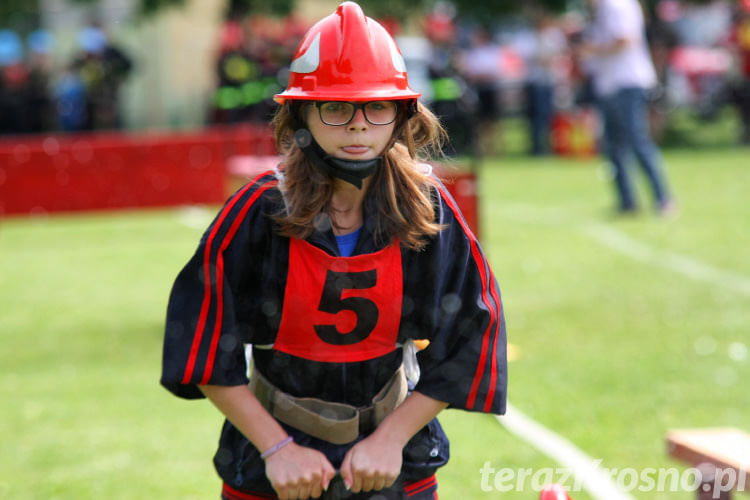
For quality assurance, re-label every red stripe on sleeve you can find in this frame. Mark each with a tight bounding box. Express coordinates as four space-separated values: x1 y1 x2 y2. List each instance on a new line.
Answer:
181 170 276 385
405 474 437 496
432 180 499 411
484 270 502 412
200 179 277 384
222 482 276 499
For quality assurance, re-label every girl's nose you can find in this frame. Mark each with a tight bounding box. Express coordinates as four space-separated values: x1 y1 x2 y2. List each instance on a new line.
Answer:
347 109 368 130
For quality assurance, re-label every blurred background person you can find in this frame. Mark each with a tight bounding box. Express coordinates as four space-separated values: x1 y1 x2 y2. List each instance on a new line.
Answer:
421 5 478 157
211 18 257 124
72 24 133 130
578 0 676 215
521 8 568 156
458 26 504 157
644 0 680 144
728 0 750 144
0 29 30 134
210 14 300 126
54 59 88 132
26 29 56 133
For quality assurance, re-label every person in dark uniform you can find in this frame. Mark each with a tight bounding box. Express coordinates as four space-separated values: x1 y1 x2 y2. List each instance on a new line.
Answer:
160 3 507 499
0 29 29 134
75 25 133 130
26 29 57 133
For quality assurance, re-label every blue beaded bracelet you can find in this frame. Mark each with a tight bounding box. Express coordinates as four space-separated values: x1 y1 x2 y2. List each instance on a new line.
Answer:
260 436 293 459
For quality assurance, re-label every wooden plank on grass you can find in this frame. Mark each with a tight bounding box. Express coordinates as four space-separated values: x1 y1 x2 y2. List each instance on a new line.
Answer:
667 428 750 487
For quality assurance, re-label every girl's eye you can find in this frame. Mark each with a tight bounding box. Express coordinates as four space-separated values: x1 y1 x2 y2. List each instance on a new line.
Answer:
323 103 343 112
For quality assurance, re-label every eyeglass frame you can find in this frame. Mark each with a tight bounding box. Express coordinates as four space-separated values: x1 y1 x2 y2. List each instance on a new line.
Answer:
311 100 400 126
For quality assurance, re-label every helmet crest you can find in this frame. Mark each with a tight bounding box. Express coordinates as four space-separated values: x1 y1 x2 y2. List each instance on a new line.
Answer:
289 33 320 74
275 1 420 103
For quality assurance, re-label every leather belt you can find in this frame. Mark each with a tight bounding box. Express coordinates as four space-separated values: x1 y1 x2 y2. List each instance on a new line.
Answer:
249 364 408 445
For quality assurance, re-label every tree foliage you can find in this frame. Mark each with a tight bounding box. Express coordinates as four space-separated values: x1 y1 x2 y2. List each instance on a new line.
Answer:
355 0 431 20
0 0 189 29
137 0 187 17
0 0 40 31
69 0 188 18
452 0 544 20
0 0 725 30
225 0 296 18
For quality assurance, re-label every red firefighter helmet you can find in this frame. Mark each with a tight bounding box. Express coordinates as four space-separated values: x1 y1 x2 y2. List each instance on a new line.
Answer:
274 1 420 104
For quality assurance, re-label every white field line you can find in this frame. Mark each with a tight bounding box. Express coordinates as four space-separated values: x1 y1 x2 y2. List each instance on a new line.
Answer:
581 223 750 296
497 402 636 500
495 204 748 499
496 202 750 296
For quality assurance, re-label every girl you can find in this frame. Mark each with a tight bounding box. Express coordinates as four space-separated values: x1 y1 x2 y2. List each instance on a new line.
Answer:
161 3 507 499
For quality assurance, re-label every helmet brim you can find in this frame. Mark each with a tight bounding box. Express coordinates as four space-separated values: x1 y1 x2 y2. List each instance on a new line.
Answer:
275 88 420 105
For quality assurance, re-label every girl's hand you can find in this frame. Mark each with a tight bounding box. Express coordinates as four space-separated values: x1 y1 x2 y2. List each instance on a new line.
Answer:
264 442 336 500
339 432 403 493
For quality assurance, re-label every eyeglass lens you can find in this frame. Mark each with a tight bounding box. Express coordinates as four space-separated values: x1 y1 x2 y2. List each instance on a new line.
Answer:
318 101 397 125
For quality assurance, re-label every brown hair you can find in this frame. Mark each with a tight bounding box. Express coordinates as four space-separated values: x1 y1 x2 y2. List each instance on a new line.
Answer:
270 101 447 251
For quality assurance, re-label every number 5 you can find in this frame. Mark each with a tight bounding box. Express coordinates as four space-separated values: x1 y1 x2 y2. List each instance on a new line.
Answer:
314 270 379 345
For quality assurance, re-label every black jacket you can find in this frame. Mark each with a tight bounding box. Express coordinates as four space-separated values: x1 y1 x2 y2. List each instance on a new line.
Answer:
160 168 507 493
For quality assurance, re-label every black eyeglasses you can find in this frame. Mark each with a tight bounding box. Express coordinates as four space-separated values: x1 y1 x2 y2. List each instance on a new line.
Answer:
313 101 399 126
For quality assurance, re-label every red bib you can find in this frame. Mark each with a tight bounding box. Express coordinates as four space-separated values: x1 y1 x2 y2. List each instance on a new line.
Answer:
274 238 403 362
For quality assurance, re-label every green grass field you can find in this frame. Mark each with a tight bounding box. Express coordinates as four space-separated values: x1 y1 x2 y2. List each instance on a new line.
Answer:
2 147 749 499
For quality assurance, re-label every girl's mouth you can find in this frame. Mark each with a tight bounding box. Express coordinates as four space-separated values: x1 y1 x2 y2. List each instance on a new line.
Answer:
341 145 369 155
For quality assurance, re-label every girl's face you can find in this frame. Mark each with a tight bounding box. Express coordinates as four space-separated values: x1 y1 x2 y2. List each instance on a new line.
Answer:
305 102 396 160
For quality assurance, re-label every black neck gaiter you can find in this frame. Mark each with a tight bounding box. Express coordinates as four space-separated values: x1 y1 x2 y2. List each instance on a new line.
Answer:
293 128 382 189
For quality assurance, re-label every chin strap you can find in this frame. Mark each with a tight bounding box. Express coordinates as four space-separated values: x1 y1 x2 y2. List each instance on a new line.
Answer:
294 129 382 189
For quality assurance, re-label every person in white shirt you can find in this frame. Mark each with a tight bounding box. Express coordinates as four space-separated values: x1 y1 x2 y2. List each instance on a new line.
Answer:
579 0 675 215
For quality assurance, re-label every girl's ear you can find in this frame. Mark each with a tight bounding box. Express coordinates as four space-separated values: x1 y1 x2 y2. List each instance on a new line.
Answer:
405 100 418 119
